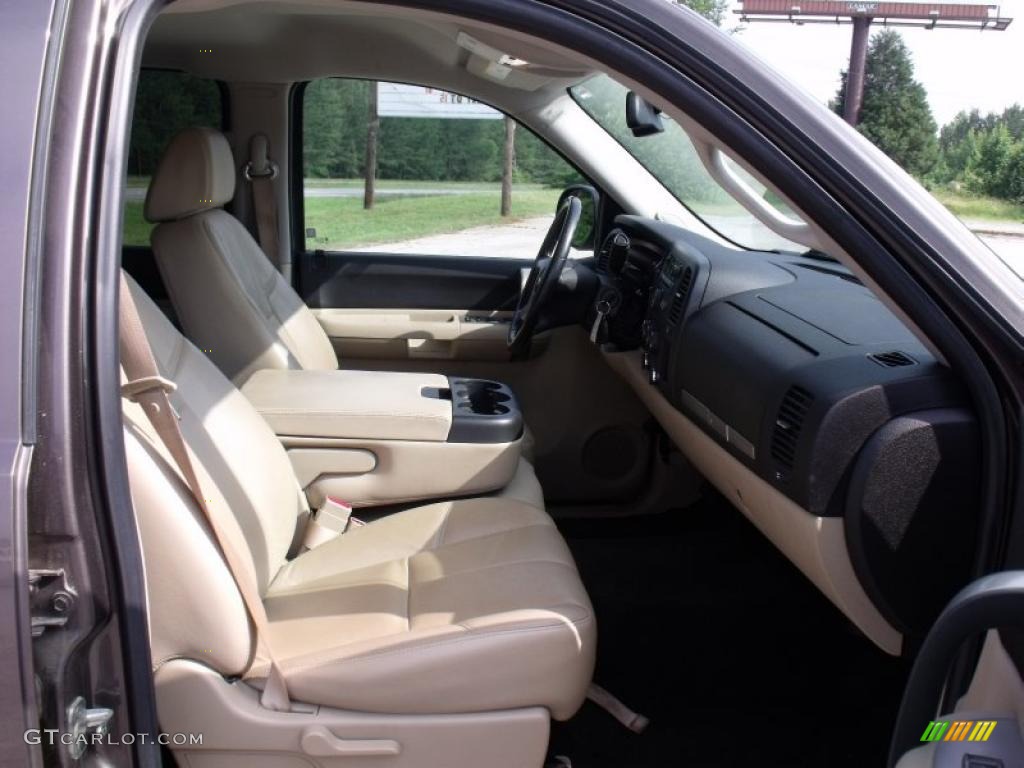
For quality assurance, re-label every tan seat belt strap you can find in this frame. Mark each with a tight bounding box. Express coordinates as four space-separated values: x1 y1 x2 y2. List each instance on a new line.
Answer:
245 134 280 264
118 273 290 712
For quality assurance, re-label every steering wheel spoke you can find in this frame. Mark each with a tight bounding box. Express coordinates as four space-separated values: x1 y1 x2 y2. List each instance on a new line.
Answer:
507 197 582 356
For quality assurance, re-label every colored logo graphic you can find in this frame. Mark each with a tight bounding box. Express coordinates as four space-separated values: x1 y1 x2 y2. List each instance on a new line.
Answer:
920 721 997 743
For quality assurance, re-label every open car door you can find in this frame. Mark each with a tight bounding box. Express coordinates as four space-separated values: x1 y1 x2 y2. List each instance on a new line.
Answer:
891 572 1024 767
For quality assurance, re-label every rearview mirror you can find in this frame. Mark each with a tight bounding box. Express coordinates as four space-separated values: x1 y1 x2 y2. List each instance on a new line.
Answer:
626 92 664 137
557 185 599 251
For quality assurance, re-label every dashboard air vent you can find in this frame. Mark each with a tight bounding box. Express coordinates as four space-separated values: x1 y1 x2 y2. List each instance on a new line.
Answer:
771 386 813 470
668 266 694 324
869 351 917 368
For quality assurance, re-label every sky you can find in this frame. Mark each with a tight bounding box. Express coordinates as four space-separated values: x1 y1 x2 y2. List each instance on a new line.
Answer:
722 0 1024 126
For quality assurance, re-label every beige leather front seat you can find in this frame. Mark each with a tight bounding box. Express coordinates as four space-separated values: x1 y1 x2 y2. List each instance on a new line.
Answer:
145 126 537 460
121 273 595 767
146 128 338 385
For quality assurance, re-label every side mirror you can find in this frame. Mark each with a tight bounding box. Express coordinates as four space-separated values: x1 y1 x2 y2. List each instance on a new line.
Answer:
557 185 599 251
626 92 664 137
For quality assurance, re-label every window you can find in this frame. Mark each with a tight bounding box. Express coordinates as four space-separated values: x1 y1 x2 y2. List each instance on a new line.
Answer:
570 74 807 253
124 70 224 246
301 79 585 258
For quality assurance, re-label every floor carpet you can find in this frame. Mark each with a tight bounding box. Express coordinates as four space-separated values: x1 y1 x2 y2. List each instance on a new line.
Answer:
550 490 911 767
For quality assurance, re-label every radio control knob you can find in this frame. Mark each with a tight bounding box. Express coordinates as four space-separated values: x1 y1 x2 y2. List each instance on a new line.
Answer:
642 352 651 369
648 368 659 385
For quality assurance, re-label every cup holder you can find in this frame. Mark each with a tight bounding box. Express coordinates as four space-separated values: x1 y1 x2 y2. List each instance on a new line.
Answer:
470 402 510 415
446 378 522 443
451 379 513 415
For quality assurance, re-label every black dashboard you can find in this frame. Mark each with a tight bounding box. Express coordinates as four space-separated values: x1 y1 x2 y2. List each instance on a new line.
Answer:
588 215 981 637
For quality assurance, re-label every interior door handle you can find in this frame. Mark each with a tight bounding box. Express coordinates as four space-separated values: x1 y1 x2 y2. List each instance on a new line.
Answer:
301 725 401 757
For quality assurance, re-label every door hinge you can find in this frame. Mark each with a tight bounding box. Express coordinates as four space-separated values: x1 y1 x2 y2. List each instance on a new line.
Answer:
28 569 75 637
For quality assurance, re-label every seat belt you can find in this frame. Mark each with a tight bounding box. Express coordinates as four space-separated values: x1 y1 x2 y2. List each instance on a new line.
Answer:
245 134 280 263
118 273 291 712
300 497 353 552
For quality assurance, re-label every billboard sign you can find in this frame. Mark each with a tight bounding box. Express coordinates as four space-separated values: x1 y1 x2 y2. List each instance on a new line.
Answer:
377 82 502 120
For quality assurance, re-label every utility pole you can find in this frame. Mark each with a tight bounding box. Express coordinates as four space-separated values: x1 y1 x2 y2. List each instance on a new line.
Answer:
844 15 872 125
501 116 516 217
364 81 379 210
735 1 1012 127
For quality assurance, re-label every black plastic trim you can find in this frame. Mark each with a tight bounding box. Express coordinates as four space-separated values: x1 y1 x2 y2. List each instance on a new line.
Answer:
446 378 524 443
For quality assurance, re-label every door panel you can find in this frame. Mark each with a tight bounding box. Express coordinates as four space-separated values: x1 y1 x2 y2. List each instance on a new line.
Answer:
314 307 515 361
298 252 531 311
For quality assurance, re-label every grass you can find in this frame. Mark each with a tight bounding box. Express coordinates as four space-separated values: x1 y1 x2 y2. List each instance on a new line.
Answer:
305 178 498 191
124 202 155 246
304 185 559 250
122 180 560 249
931 189 1024 223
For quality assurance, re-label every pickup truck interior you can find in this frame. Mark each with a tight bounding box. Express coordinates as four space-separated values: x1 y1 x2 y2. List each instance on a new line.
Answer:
108 2 1006 767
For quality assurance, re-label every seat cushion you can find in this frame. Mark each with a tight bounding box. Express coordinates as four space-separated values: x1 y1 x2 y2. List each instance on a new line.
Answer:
261 497 595 720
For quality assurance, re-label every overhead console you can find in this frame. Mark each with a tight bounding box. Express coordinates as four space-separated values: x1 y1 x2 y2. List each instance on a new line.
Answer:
594 215 980 641
242 369 523 508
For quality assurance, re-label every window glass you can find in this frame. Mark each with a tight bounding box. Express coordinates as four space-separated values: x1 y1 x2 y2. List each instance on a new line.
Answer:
302 79 586 257
570 74 807 252
124 71 223 246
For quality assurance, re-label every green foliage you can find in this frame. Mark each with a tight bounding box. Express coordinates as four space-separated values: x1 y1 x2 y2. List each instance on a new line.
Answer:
674 0 729 25
929 188 1024 222
828 30 1023 209
968 125 1014 197
302 79 582 187
934 106 1024 207
128 71 222 175
303 78 370 178
123 201 155 246
833 30 938 177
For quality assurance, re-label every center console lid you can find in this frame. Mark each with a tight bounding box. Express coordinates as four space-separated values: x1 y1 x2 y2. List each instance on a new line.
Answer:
241 369 453 442
242 370 525 444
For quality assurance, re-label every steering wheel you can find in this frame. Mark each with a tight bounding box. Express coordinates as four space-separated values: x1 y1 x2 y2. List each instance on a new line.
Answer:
507 196 582 355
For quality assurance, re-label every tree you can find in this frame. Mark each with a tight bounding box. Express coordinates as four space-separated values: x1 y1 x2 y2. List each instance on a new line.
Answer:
968 125 1014 198
128 71 221 176
940 110 987 153
674 0 729 26
998 104 1024 142
1001 142 1024 204
832 30 939 176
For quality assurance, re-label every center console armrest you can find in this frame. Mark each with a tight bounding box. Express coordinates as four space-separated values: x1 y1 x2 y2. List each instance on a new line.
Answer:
241 369 452 442
240 369 526 508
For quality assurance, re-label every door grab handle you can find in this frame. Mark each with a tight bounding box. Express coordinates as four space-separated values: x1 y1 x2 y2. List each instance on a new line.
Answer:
301 725 401 757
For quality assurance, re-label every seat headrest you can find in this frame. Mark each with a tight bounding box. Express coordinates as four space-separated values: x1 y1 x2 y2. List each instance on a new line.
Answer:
144 128 236 223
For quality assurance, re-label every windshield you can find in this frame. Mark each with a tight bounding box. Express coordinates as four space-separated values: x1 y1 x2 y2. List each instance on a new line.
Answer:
570 74 807 252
